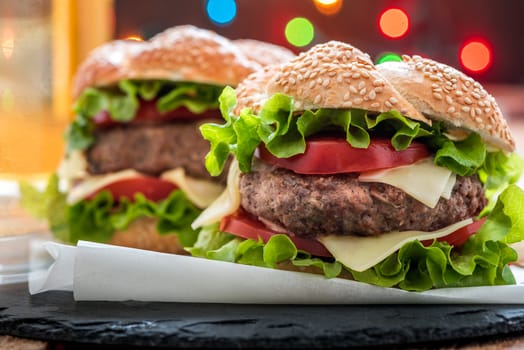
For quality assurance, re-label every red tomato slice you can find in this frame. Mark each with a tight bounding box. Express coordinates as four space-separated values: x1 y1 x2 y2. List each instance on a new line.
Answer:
93 99 220 128
85 176 178 202
258 137 430 174
421 218 487 247
220 209 333 257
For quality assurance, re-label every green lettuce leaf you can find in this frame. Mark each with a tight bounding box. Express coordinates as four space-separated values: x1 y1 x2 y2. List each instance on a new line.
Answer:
200 90 436 175
67 80 224 152
187 185 523 291
19 174 69 242
19 176 201 246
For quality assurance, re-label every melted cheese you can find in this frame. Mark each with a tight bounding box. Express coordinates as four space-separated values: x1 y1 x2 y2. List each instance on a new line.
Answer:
67 169 141 204
57 151 88 184
68 167 224 208
191 160 241 229
161 168 223 209
358 158 456 208
319 218 473 272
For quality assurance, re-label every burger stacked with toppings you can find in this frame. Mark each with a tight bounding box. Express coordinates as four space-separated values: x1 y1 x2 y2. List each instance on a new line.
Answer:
191 41 524 291
20 25 294 253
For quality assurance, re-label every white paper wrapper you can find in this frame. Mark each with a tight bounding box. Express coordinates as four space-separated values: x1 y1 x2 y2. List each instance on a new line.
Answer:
29 240 524 304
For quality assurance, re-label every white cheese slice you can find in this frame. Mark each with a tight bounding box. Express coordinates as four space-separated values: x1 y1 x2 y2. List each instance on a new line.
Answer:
67 169 142 204
358 158 455 209
319 218 473 272
191 160 241 229
161 168 224 209
441 173 456 200
57 151 88 184
68 167 224 208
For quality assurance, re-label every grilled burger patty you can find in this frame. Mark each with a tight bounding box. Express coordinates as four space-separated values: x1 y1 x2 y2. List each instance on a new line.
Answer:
239 161 487 238
87 120 227 183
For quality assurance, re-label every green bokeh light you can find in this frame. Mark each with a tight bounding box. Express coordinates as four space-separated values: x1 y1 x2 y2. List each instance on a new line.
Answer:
376 52 403 64
285 17 314 47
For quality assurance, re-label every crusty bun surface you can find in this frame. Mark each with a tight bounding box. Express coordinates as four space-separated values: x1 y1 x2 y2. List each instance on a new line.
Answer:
376 55 515 152
109 217 187 254
73 25 261 98
233 39 296 67
235 41 430 124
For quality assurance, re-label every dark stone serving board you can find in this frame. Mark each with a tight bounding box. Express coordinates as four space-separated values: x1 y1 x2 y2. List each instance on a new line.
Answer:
2 283 524 349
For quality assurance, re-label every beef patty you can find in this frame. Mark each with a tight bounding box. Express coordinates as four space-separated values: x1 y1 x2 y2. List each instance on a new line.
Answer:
239 161 486 238
86 120 227 183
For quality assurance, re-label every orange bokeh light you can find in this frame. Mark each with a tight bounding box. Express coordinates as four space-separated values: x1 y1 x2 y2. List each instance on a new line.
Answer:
124 35 144 42
378 8 410 39
313 0 343 15
460 40 492 73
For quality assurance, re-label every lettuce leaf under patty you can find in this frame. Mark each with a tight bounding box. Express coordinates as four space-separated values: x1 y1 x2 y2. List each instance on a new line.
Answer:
187 185 523 291
19 175 201 246
66 80 224 152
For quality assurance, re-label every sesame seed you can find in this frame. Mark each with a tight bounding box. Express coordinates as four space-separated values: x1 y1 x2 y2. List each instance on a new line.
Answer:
371 102 380 108
461 106 470 113
328 71 337 77
373 80 384 87
322 78 330 87
385 101 393 109
361 71 370 79
359 88 367 96
478 101 485 107
464 97 473 105
314 94 322 104
446 96 453 104
470 108 476 117
374 87 383 93
368 90 377 100
471 92 480 99
342 72 351 78
343 92 350 101
475 108 482 116
433 92 443 100
433 87 443 93
283 85 290 93
350 86 358 94
289 78 296 85
455 90 463 96
309 80 316 89
462 85 469 92
389 97 398 105
337 76 343 83
358 81 366 89
429 74 441 81
352 73 361 79
447 107 456 113
485 108 491 114
354 97 363 105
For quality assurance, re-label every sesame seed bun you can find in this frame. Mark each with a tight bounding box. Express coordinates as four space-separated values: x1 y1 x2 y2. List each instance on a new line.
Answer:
235 41 430 124
233 39 296 66
109 217 187 255
376 55 515 152
72 25 261 99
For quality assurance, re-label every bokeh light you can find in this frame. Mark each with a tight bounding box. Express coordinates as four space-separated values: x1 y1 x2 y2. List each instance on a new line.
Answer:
313 0 343 15
376 52 403 64
379 8 410 39
206 0 237 25
124 35 143 42
285 17 315 47
460 39 492 73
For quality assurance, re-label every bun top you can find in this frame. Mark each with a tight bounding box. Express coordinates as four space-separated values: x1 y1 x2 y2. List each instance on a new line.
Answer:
233 39 296 66
376 55 515 152
235 41 429 123
72 25 261 98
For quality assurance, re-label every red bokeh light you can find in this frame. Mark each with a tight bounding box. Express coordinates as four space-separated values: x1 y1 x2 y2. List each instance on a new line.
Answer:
459 39 492 73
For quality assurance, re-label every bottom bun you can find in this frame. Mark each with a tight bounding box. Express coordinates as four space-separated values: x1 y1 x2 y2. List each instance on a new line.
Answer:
109 217 187 254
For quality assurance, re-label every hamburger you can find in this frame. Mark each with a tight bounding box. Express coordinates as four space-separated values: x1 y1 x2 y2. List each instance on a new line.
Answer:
190 41 524 291
20 25 295 254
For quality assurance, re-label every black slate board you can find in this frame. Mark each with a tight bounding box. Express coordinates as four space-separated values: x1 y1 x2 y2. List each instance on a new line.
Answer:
2 283 524 349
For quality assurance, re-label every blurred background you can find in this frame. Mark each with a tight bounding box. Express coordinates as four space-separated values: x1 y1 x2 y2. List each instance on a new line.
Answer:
1 0 523 178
